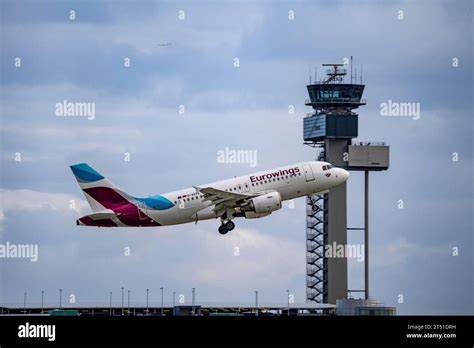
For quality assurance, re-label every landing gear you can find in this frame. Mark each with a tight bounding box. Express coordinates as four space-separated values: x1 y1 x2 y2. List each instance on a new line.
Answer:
218 225 228 235
225 220 235 231
218 220 235 235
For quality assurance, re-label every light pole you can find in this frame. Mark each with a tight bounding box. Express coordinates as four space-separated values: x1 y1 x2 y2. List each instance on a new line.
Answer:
255 291 259 317
160 287 164 316
146 289 149 315
191 288 195 316
41 291 44 314
109 292 112 316
127 290 130 316
121 287 124 316
59 289 62 309
286 290 290 317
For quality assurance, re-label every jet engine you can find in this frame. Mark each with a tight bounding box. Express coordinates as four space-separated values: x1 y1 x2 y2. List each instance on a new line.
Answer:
241 191 282 214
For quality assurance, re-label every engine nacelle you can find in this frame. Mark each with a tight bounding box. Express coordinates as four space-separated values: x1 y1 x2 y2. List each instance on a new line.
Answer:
242 191 282 214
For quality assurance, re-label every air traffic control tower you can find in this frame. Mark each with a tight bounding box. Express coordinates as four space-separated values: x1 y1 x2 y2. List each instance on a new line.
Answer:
303 62 389 304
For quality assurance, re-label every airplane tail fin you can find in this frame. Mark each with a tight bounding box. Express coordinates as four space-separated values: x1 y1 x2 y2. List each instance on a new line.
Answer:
70 163 132 212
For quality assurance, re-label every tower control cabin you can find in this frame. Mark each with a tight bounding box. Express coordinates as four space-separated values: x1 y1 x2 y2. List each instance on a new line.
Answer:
303 63 389 305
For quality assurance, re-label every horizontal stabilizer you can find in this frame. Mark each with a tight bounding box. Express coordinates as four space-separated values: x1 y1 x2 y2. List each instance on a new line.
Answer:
86 209 117 220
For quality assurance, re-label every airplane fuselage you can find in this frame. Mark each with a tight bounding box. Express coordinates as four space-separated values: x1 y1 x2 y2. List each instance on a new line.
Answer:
130 161 347 226
73 161 349 231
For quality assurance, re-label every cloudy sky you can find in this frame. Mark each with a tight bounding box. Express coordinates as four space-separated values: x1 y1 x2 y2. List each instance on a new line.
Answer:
0 0 472 314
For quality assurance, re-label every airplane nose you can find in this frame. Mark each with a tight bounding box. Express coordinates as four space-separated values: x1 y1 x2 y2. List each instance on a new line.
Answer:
341 169 350 181
333 168 350 183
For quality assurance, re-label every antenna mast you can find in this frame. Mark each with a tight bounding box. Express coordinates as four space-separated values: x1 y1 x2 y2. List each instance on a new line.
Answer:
350 56 353 84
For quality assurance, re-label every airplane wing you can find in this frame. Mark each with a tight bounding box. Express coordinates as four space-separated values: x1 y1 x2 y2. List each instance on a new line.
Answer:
193 186 255 216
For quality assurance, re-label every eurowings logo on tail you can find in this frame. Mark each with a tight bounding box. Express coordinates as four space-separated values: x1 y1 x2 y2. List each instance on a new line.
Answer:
70 163 174 227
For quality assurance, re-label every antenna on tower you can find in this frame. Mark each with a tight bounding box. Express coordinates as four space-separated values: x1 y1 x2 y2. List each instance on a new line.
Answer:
360 64 363 84
315 66 317 83
350 56 353 84
355 67 357 84
309 65 312 84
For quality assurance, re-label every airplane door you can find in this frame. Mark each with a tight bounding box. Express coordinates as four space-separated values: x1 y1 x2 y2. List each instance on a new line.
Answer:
303 164 315 182
243 182 250 192
237 184 243 193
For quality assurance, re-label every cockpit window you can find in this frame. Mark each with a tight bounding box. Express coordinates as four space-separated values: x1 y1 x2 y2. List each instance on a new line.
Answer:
322 164 334 171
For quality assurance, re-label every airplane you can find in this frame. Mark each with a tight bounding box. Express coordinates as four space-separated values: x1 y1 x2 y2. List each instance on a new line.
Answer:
70 161 349 235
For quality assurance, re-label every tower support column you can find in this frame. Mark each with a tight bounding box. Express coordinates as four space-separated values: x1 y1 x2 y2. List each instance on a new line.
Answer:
364 170 369 299
325 139 348 304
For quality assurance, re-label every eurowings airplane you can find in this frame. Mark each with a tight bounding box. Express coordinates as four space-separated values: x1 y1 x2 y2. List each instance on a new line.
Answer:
70 162 349 234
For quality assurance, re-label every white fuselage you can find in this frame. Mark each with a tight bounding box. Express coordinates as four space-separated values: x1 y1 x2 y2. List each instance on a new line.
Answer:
148 161 349 226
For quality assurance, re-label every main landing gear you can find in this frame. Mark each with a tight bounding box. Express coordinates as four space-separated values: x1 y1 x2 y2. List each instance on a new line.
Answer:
218 220 235 235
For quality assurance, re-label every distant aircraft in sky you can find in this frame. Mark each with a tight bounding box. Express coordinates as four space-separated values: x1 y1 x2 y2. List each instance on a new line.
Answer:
70 162 349 234
157 42 172 47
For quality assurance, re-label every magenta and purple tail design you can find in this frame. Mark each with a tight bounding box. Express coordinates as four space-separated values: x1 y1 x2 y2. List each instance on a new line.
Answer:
70 163 173 227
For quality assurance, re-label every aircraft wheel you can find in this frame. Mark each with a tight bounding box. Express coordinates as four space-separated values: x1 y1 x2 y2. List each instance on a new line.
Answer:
218 225 228 235
225 221 235 231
